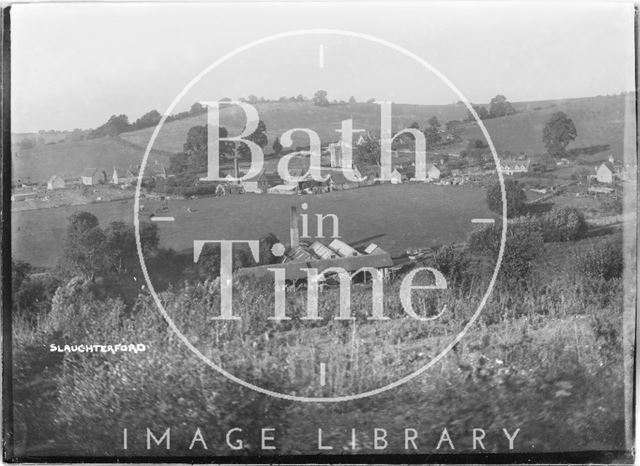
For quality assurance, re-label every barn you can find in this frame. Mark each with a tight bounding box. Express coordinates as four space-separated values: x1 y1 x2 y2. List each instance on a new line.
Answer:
595 162 614 184
46 175 65 190
81 168 105 186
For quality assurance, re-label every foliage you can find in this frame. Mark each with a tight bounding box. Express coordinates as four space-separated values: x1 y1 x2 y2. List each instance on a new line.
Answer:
13 273 61 324
272 137 283 155
511 208 587 243
433 244 473 290
486 179 527 218
489 95 516 118
468 223 544 288
543 112 577 157
355 134 381 166
89 114 131 138
12 258 33 292
130 110 162 132
236 120 268 159
466 104 489 121
574 235 623 282
61 212 108 279
538 207 587 242
313 90 329 106
169 125 234 178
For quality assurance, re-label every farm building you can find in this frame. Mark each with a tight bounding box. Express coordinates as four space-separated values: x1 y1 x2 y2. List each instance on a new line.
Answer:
327 142 342 168
327 169 362 190
147 160 167 179
238 206 394 281
46 175 65 190
427 164 442 181
81 168 106 186
111 166 137 185
498 158 531 175
267 184 298 195
595 162 614 184
11 189 38 202
241 170 271 193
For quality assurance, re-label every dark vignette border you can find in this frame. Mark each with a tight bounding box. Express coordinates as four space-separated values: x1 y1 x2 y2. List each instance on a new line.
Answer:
1 4 13 463
0 3 636 464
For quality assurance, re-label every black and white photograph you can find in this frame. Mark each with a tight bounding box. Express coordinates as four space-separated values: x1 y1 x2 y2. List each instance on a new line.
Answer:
3 1 637 462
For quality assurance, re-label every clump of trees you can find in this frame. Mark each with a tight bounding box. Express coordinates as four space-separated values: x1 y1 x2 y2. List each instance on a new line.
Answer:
468 222 544 288
88 103 208 139
313 90 329 107
424 116 442 148
543 112 577 157
168 119 268 186
88 114 131 138
465 94 516 121
486 179 527 218
511 207 587 243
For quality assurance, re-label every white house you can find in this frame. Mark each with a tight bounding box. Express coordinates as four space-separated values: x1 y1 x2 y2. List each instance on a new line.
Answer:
426 164 441 181
390 168 403 184
595 162 614 184
47 175 65 190
498 158 531 175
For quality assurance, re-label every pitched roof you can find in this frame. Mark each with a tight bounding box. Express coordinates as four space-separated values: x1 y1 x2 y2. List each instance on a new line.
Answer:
238 247 394 280
81 168 100 177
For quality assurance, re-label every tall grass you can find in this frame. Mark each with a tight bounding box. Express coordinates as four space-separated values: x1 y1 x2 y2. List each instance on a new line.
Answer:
12 233 626 455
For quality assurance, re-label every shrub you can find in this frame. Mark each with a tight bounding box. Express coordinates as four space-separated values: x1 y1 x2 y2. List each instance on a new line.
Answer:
468 223 543 287
486 179 527 218
574 236 623 282
13 273 61 324
539 207 587 242
511 207 587 243
433 244 472 289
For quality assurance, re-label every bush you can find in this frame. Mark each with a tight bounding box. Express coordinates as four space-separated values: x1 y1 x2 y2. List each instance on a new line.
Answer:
468 223 543 287
433 244 472 290
574 236 623 282
486 179 527 218
13 273 61 324
539 207 587 242
511 207 587 243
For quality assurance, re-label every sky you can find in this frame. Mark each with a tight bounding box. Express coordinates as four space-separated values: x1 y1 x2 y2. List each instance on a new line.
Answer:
11 1 636 133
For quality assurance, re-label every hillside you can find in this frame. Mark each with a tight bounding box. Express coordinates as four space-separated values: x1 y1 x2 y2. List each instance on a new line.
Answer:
461 94 628 160
12 136 171 184
119 101 469 154
13 94 630 184
120 95 629 161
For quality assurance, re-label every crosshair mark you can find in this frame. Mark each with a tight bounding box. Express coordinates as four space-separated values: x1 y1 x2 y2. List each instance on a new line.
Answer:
471 218 496 224
151 216 175 222
319 363 326 386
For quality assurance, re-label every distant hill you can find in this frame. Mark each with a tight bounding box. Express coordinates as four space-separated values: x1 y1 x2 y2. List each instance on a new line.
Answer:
119 101 469 154
461 94 628 160
12 136 170 184
13 94 630 184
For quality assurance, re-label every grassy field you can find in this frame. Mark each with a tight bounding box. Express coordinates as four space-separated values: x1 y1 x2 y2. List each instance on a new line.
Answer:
461 94 628 160
12 183 495 268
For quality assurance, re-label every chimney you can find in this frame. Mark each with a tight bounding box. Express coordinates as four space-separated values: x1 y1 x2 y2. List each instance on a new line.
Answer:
289 206 299 249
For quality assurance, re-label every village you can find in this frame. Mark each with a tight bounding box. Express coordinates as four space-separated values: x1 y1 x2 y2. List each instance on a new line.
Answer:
10 126 632 213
